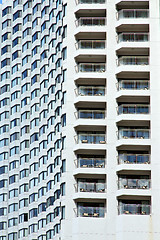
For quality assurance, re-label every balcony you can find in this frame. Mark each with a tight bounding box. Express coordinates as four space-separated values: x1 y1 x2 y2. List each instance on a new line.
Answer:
118 153 150 164
118 104 149 115
75 63 106 73
75 110 105 119
117 33 149 43
75 157 105 168
118 177 150 190
117 80 149 90
76 17 106 27
118 129 150 140
118 202 150 215
75 133 106 144
76 40 106 50
76 205 105 217
75 181 106 193
75 86 105 96
117 9 149 20
76 0 105 4
117 56 149 66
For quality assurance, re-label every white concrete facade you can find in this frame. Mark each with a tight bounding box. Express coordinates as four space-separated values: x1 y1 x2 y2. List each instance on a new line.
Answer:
0 0 160 239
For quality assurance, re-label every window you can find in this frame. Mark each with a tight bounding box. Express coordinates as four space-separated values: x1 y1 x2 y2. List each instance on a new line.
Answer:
23 27 31 38
29 208 38 218
0 111 9 121
38 187 46 198
12 50 21 60
38 171 47 182
19 199 28 208
20 140 29 150
41 6 49 18
11 90 20 101
13 10 22 21
29 193 38 203
8 233 17 240
23 14 31 25
22 41 31 52
62 47 67 60
22 69 30 79
2 32 11 42
38 203 46 213
31 74 40 85
1 45 11 55
0 180 7 189
1 58 10 68
20 169 29 179
2 19 11 29
30 133 39 143
31 104 39 114
12 37 21 47
21 125 30 136
11 77 20 88
61 183 66 196
19 213 28 223
22 55 31 66
10 118 20 128
13 23 21 34
30 118 39 129
9 189 18 198
21 97 30 107
29 178 38 188
0 84 10 94
29 224 38 234
23 0 32 11
9 160 19 170
0 152 8 162
18 229 28 238
41 21 48 32
12 63 21 74
33 3 40 15
9 174 18 184
20 154 29 164
1 71 10 81
8 218 18 227
8 203 18 213
32 46 40 57
39 140 47 151
0 193 7 202
38 219 46 229
10 132 19 142
19 184 28 194
2 7 11 17
32 17 40 29
21 111 30 121
32 31 40 43
10 146 19 156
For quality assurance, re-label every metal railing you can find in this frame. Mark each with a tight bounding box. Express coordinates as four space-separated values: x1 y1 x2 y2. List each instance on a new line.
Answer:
117 80 149 90
75 133 106 144
118 129 150 139
118 32 149 42
117 56 149 66
118 203 151 215
75 63 106 73
117 9 149 20
75 86 105 96
118 153 150 164
75 182 106 192
118 104 149 115
75 158 105 168
76 17 106 27
76 40 106 49
118 178 150 189
76 0 105 4
75 206 105 217
75 110 105 119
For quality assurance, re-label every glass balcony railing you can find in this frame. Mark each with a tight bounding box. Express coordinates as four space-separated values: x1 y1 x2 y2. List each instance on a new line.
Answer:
117 80 149 90
76 0 105 4
118 104 149 115
118 129 150 139
75 133 106 144
76 158 105 168
76 40 106 49
118 178 150 190
118 33 149 42
118 153 150 164
76 206 105 217
75 63 106 73
117 9 149 20
76 110 105 119
76 17 106 27
75 86 105 96
75 182 106 193
118 203 151 215
117 56 149 66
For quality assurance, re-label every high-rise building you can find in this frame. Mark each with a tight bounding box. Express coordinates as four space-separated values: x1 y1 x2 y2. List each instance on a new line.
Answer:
0 0 160 239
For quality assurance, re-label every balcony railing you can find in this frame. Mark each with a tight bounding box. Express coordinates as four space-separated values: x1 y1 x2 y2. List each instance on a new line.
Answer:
117 56 149 66
75 63 106 73
75 110 105 119
118 104 149 115
75 86 105 96
117 9 149 20
118 129 150 139
118 203 151 215
118 178 150 189
118 153 150 164
76 40 106 49
75 133 106 144
75 182 106 193
76 206 105 217
117 80 149 90
76 17 106 27
118 33 149 43
76 0 105 4
75 158 105 168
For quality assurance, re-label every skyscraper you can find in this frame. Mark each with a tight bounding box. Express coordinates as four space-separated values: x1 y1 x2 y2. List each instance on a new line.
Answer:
0 0 160 239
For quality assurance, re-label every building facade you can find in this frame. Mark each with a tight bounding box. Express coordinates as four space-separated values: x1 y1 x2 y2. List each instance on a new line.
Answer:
0 0 160 239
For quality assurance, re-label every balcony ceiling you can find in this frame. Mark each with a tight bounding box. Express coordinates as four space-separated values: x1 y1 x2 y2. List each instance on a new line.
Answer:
116 1 149 10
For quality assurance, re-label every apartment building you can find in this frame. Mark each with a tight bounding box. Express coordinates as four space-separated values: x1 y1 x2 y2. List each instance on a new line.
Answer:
0 0 160 239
